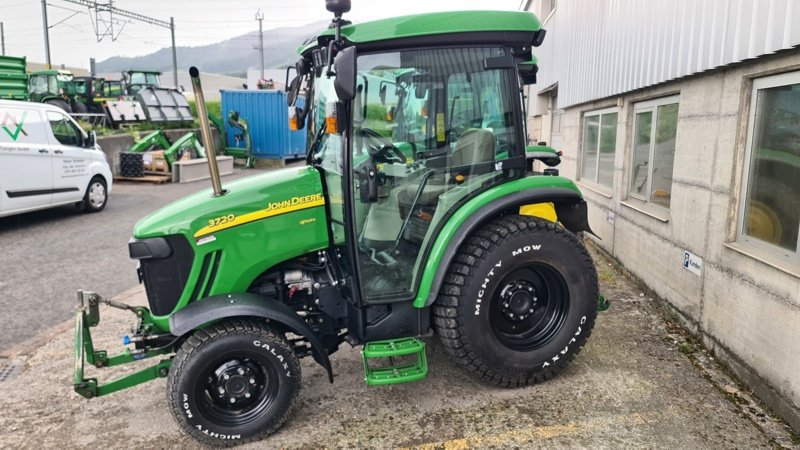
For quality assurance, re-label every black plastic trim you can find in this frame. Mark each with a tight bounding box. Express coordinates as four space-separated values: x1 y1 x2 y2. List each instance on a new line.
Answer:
6 187 79 198
422 188 589 307
169 293 334 383
128 237 173 260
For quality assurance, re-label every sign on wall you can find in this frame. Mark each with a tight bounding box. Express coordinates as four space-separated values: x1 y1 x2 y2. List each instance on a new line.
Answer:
683 250 702 276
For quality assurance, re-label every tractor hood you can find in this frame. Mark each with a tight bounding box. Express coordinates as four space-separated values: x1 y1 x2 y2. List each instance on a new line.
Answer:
133 166 324 240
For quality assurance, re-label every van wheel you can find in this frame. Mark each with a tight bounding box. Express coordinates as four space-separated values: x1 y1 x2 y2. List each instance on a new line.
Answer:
45 99 72 113
82 177 107 212
433 215 598 387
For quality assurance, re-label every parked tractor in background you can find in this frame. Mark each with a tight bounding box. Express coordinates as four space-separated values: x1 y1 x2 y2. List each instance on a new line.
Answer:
73 76 107 114
27 69 87 113
121 69 194 125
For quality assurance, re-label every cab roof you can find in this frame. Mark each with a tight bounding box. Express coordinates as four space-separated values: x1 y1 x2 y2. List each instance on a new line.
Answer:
300 10 542 55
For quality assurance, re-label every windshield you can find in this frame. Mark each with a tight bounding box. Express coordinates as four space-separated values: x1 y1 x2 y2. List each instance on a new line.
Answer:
130 72 160 86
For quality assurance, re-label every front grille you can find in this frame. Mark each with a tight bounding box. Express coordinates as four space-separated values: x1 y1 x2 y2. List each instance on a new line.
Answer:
137 235 194 316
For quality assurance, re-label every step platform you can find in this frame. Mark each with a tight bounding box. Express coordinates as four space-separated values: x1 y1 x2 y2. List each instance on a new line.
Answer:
362 337 428 386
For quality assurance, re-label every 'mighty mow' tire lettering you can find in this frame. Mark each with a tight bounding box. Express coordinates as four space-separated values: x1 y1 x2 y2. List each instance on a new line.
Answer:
433 215 598 387
166 320 301 447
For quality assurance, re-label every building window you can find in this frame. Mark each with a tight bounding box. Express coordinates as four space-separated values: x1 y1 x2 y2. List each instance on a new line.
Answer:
738 72 800 260
580 108 618 188
629 95 679 208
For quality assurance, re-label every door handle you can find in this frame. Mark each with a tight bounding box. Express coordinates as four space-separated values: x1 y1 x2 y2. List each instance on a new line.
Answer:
54 150 63 154
38 149 49 154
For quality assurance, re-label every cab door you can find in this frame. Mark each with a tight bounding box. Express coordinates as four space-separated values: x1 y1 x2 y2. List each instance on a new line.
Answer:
46 110 89 204
0 106 53 214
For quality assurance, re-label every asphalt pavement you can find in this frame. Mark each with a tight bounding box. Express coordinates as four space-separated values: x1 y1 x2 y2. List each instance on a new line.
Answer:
0 168 258 353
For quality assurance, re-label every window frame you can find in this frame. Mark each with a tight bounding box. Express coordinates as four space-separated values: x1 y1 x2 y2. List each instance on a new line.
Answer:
579 106 618 190
736 71 800 263
628 95 680 207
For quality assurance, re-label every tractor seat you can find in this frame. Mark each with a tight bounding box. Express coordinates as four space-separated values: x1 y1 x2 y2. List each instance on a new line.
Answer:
451 128 495 168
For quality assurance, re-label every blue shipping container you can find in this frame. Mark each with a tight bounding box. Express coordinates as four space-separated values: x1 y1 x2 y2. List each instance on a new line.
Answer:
220 90 307 160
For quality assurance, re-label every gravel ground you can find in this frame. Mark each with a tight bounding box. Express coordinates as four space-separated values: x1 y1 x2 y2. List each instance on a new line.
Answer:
0 246 795 449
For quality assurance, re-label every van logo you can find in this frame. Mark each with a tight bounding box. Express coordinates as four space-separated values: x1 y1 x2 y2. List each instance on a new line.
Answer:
1 112 28 141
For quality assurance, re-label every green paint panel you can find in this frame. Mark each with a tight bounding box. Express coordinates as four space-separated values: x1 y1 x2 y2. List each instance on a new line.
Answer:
133 166 329 330
301 10 541 54
412 176 582 308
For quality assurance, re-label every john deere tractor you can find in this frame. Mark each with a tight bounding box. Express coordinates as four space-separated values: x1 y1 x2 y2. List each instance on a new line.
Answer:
74 1 604 446
28 69 82 113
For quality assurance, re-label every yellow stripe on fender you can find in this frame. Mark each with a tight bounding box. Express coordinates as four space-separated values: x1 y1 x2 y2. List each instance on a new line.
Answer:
519 202 557 222
194 198 326 238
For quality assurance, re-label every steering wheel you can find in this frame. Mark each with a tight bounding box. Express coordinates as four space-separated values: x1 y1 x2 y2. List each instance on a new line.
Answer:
358 128 406 164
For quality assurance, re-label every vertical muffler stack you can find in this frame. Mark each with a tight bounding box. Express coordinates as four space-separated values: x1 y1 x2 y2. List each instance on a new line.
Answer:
189 66 226 197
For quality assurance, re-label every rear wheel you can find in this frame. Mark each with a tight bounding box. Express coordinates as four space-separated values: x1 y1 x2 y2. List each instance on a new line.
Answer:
72 101 89 114
434 215 598 387
167 320 301 447
44 99 72 113
82 176 107 212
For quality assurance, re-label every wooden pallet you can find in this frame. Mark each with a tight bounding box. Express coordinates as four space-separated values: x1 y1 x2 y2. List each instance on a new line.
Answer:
114 173 171 184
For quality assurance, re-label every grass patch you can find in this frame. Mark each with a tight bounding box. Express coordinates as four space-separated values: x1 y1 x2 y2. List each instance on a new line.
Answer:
676 340 697 355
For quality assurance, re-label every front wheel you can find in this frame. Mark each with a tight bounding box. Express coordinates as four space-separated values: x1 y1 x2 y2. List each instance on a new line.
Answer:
167 320 301 447
82 177 107 212
434 215 598 387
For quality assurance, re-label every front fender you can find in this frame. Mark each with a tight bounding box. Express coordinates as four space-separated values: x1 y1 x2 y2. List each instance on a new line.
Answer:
413 176 592 308
169 293 334 382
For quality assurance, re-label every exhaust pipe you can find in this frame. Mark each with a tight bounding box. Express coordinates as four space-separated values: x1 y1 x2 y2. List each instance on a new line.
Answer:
189 66 225 197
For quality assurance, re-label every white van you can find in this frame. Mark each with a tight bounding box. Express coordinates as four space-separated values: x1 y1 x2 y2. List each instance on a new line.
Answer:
0 100 112 218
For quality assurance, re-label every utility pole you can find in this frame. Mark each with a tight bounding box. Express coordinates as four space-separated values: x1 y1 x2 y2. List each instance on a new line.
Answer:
170 17 178 88
1 22 5 56
62 0 179 88
41 0 52 68
255 9 265 80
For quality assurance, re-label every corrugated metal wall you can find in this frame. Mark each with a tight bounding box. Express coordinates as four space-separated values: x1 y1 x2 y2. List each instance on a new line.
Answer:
530 0 800 108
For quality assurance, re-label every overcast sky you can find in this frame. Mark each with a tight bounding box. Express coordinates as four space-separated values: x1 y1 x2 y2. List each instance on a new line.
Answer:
2 0 523 69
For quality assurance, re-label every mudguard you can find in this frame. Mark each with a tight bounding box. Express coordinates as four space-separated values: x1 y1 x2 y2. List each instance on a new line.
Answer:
169 293 334 382
415 187 594 308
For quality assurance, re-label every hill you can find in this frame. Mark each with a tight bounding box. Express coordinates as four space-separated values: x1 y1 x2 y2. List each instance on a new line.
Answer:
96 21 327 75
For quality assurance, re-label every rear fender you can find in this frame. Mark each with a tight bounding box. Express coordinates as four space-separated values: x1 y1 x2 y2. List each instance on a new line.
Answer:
413 186 593 308
169 293 334 382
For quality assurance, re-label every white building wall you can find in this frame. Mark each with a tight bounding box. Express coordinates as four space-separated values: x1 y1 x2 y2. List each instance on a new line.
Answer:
531 0 800 108
522 0 800 430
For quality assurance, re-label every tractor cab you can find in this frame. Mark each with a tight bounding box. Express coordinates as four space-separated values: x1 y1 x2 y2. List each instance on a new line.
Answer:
123 69 162 96
288 9 543 304
28 70 77 111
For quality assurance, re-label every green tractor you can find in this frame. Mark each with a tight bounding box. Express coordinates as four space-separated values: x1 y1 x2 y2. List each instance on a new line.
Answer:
28 69 84 113
74 2 604 446
122 68 163 96
72 76 107 114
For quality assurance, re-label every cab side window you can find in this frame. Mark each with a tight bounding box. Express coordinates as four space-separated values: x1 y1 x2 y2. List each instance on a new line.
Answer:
47 111 82 147
30 76 48 95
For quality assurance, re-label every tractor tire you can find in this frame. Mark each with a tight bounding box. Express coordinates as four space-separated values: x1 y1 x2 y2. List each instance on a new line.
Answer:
45 99 72 113
167 320 301 447
81 176 107 213
72 101 89 114
433 215 598 387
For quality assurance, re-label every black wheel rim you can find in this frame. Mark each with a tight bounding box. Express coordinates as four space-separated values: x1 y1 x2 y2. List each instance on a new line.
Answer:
194 350 281 428
489 264 569 351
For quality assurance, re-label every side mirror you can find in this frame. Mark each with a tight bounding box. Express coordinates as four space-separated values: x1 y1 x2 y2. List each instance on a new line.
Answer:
287 75 302 106
84 130 96 148
333 46 357 101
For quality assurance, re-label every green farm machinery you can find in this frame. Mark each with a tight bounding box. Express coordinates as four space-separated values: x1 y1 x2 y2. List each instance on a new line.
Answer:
209 111 256 168
74 1 605 446
127 129 206 171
